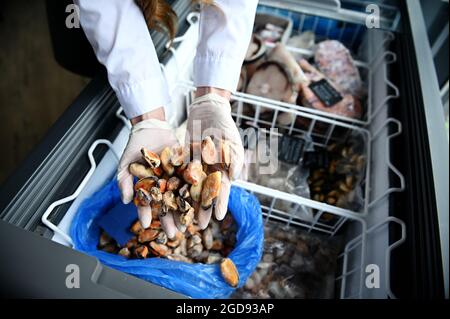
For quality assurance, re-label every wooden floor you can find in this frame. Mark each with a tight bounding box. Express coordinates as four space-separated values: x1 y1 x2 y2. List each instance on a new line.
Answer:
0 0 90 184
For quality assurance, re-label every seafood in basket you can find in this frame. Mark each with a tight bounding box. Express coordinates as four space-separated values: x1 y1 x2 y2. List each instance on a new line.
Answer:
244 131 366 220
305 135 366 214
246 43 304 105
231 222 342 299
244 44 305 128
240 30 367 124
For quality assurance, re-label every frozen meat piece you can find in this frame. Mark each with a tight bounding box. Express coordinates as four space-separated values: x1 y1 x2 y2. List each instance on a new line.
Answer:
314 40 365 98
298 59 362 119
246 61 297 104
269 43 308 85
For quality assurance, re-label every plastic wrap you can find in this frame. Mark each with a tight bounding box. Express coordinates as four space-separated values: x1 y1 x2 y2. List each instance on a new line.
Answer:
306 131 367 213
314 40 365 98
71 179 264 299
297 58 362 120
232 222 342 299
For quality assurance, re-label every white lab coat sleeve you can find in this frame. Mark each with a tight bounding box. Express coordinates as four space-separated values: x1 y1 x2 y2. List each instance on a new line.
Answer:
193 0 258 92
74 0 170 119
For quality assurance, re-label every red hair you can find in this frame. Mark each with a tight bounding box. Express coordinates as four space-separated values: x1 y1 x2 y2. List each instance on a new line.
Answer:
135 0 214 39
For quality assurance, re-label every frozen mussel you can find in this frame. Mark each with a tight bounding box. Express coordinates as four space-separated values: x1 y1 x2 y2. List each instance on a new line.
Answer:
167 176 181 191
179 183 190 199
183 160 204 185
133 188 151 207
231 221 342 299
160 147 175 176
220 258 240 287
141 148 160 169
135 245 149 259
201 136 217 165
138 229 159 243
150 186 162 202
163 191 178 210
129 162 154 179
201 171 222 209
179 207 195 226
170 145 185 167
190 171 207 203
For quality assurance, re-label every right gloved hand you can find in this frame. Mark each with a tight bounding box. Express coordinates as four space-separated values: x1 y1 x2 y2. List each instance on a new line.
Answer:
117 118 180 239
185 92 245 229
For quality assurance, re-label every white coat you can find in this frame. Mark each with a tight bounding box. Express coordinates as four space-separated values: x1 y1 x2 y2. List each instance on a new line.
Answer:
74 0 258 119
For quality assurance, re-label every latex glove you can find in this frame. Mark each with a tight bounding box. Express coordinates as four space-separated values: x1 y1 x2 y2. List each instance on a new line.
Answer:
117 118 179 238
186 93 244 229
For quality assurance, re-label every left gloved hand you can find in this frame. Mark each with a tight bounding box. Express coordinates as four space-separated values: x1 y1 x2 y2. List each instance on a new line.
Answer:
117 118 179 238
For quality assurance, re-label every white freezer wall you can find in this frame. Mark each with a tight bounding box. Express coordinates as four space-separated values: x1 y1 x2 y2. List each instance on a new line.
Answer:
343 28 402 299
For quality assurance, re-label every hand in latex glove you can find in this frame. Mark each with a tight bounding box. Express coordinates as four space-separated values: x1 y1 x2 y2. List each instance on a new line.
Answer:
186 93 244 229
117 118 180 238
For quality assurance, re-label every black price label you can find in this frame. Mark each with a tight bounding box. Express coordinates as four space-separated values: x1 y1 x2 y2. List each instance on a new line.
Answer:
309 79 343 107
278 135 305 164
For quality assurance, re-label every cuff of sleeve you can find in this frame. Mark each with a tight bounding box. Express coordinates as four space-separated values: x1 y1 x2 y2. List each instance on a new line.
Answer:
193 55 242 93
131 118 172 134
115 75 171 119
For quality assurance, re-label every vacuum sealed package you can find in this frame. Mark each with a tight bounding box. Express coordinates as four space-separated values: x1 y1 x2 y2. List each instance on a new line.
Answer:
245 134 314 222
314 40 365 98
232 222 342 299
245 43 305 128
297 58 362 120
71 179 264 299
305 131 367 214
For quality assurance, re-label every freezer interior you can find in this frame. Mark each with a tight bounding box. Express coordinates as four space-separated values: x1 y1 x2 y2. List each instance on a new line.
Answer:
38 2 409 299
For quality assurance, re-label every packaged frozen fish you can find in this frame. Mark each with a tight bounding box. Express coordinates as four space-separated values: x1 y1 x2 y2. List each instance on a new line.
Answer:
314 40 365 98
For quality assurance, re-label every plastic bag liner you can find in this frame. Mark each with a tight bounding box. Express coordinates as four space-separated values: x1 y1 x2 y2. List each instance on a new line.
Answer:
70 179 264 299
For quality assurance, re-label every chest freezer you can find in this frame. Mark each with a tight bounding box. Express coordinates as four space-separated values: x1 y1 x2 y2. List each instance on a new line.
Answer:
0 0 447 299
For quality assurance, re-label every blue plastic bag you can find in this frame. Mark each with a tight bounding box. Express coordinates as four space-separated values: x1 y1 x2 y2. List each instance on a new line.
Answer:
97 200 138 246
71 179 264 298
